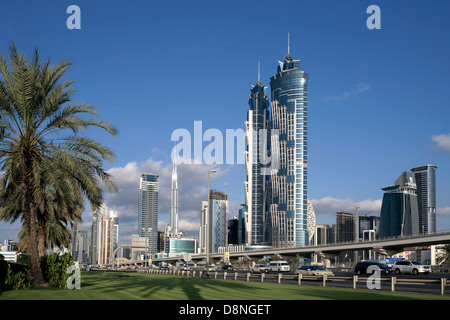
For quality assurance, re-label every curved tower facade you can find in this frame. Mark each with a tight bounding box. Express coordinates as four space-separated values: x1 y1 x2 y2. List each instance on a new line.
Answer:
244 76 271 245
269 51 310 247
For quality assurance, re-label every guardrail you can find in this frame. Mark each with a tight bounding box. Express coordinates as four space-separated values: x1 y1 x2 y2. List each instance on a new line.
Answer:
136 269 450 296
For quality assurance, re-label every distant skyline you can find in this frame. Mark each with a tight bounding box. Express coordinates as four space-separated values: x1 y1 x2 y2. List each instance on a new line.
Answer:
1 1 450 245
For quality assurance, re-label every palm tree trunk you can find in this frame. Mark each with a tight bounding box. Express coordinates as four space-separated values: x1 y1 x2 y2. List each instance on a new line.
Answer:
21 171 46 286
38 217 47 257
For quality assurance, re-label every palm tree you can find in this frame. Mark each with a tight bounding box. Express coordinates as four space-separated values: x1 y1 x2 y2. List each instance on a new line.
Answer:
0 43 118 286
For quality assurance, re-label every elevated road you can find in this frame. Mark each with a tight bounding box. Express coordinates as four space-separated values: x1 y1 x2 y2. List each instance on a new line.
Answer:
150 231 450 264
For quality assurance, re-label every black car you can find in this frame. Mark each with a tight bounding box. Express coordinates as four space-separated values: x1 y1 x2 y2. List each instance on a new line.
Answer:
222 265 234 271
354 261 391 275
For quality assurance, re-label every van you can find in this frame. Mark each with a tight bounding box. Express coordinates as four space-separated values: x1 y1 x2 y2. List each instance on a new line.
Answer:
269 260 290 272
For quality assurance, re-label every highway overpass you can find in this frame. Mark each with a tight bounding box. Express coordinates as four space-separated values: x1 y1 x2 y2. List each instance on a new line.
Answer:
149 231 450 265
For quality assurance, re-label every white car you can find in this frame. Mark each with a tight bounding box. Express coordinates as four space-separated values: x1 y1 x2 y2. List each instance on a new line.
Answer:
269 260 290 272
251 264 270 273
392 260 430 275
295 265 334 276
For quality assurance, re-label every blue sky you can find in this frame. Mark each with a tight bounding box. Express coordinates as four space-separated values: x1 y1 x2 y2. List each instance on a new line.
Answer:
1 0 450 244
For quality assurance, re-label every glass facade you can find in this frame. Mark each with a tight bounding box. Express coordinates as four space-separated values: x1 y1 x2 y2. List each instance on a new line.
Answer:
411 165 437 234
139 173 159 257
269 52 309 247
379 172 420 238
244 78 271 245
208 190 228 253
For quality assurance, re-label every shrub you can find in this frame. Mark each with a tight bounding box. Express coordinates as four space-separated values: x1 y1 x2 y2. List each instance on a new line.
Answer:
4 264 31 290
0 260 30 290
40 253 74 289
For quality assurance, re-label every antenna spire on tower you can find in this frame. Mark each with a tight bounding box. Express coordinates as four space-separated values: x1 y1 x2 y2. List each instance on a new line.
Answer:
258 60 260 82
288 32 290 54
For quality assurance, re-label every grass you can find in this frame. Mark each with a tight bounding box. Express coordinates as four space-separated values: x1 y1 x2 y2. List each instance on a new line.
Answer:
0 271 449 300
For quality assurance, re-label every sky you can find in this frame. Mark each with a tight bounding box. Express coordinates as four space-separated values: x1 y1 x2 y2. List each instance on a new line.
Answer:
1 0 450 245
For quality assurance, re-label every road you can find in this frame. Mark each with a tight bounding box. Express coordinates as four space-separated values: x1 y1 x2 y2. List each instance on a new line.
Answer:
193 269 450 296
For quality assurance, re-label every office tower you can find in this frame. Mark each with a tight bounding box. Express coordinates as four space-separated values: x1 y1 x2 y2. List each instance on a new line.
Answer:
71 225 90 264
315 224 331 245
244 68 271 246
227 217 239 245
131 234 147 261
138 174 159 258
411 165 437 234
335 211 355 243
77 230 89 264
110 209 119 253
90 204 117 265
270 44 310 247
238 205 248 245
379 171 420 238
167 161 179 237
359 215 379 240
208 190 228 253
198 201 208 253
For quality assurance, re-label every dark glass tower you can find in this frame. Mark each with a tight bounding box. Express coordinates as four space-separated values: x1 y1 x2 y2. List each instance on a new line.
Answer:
244 74 271 245
411 165 437 234
379 171 420 238
269 50 309 247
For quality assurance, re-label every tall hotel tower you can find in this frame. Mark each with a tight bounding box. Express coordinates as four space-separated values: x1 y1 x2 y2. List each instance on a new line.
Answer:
270 47 310 247
139 174 159 257
411 165 437 234
244 67 272 246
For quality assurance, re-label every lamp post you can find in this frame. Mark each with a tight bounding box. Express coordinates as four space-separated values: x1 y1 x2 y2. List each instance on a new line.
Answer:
206 169 216 275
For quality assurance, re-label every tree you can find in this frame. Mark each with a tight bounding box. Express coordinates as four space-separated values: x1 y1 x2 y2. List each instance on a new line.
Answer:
0 43 118 286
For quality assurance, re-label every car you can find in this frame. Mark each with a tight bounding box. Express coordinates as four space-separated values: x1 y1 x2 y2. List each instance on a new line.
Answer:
295 265 334 276
206 264 216 272
391 260 430 275
354 261 391 275
181 264 190 271
222 264 234 271
269 260 290 272
251 264 270 273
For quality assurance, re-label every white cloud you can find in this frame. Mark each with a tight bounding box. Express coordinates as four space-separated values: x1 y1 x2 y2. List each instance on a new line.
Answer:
432 134 450 151
91 157 229 242
325 82 371 102
437 207 450 216
310 196 382 216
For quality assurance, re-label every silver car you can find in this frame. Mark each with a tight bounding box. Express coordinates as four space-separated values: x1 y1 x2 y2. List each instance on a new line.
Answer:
392 260 430 275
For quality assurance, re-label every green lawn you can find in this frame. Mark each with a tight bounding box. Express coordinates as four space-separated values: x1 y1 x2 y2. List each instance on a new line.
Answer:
0 271 449 300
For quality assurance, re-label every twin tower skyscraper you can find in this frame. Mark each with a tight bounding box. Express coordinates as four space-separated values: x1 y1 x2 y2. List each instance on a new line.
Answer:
244 44 312 248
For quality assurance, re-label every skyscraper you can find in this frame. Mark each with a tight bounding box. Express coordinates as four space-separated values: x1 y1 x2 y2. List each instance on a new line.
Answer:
244 68 271 246
208 190 228 253
270 45 310 247
139 174 159 258
90 204 118 265
411 165 437 234
379 171 420 238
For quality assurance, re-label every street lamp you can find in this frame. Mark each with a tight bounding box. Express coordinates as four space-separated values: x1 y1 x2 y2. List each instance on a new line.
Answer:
206 169 216 275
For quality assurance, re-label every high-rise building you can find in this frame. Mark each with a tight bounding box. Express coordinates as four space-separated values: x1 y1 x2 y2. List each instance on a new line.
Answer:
208 190 228 253
138 174 159 258
379 171 420 238
90 204 118 265
359 215 379 240
167 161 179 238
335 211 355 243
244 69 271 246
270 45 310 247
198 201 208 254
411 165 437 234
